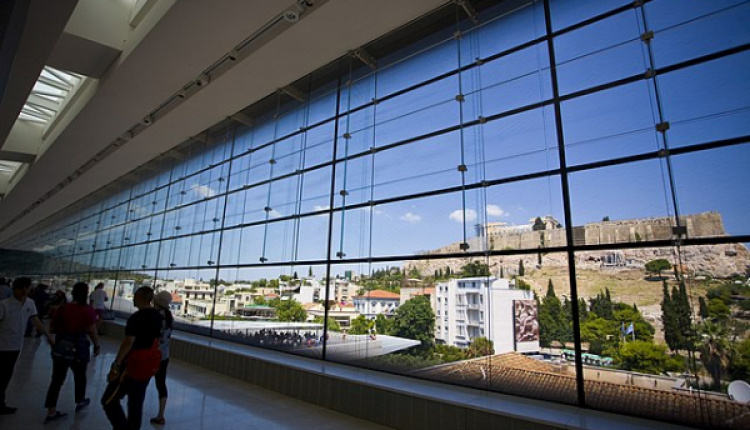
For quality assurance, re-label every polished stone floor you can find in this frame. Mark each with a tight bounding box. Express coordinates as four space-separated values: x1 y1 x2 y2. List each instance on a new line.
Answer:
0 335 391 430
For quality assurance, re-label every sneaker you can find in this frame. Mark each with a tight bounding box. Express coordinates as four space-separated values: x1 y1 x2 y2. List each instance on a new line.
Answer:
75 399 90 412
44 411 67 423
0 406 17 415
150 417 166 425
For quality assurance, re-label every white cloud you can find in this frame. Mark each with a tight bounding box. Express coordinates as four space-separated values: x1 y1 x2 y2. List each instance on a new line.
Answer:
486 204 506 217
194 185 216 198
400 212 421 223
269 209 282 219
449 209 477 223
313 205 330 211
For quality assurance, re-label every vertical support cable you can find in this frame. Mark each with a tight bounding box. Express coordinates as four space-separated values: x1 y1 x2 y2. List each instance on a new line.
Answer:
635 3 707 424
322 65 345 361
542 0 586 407
153 159 177 283
209 127 236 338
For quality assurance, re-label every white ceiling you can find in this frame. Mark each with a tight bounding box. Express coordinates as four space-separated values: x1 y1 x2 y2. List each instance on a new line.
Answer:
0 0 447 244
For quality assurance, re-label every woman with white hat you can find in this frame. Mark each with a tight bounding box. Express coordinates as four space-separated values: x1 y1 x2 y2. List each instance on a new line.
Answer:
149 290 173 425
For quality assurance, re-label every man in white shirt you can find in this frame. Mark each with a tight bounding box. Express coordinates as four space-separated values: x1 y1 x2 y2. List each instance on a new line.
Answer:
89 282 108 333
0 277 52 414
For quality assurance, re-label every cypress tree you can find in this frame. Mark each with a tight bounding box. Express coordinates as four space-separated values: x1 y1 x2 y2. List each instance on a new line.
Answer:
699 296 709 320
519 260 525 276
662 281 678 351
676 281 693 350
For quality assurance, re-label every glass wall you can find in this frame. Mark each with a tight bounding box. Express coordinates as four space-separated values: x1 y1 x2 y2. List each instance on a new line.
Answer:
2 1 749 428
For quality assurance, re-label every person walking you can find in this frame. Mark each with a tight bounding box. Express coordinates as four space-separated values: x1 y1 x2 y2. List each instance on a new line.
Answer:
43 282 101 423
102 287 163 430
149 290 173 426
89 282 108 334
0 277 52 414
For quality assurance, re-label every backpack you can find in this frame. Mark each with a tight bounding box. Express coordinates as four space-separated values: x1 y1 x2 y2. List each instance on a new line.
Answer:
126 339 162 381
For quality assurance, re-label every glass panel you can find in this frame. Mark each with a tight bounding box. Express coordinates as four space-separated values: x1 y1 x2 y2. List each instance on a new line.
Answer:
671 145 750 238
569 160 675 244
647 0 750 68
210 266 329 356
562 80 662 166
550 0 633 31
554 9 646 96
657 51 750 148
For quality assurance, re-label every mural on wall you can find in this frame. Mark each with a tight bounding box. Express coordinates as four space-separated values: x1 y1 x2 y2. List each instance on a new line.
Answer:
514 299 539 343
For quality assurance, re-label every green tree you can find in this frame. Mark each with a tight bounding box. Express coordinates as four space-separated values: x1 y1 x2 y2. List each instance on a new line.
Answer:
467 337 494 358
390 295 435 353
602 216 610 222
313 316 341 332
374 313 394 335
614 340 683 375
662 282 680 352
349 315 374 335
433 345 467 362
707 298 731 321
308 266 313 277
699 296 709 320
698 321 731 391
518 260 525 277
253 295 267 305
538 280 568 347
273 299 307 322
460 261 489 277
589 289 614 320
645 259 671 279
729 338 750 382
515 278 531 291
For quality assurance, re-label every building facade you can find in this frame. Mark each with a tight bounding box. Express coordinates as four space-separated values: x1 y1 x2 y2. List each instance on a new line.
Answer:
435 277 539 354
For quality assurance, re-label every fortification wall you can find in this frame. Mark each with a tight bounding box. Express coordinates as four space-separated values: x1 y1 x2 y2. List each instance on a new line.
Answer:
411 213 746 279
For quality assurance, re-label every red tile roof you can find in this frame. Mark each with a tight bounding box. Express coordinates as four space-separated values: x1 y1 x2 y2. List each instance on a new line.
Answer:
354 289 400 299
416 353 750 430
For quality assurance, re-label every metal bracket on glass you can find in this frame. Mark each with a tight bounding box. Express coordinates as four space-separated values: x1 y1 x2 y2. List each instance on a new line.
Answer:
640 31 654 43
671 226 687 242
459 242 470 251
259 257 268 263
455 94 465 102
474 57 484 66
343 132 351 139
656 122 670 133
339 190 349 196
644 68 655 79
455 0 478 24
457 164 467 172
279 85 306 102
478 116 486 124
350 48 377 70
207 260 215 265
336 251 346 258
269 159 276 165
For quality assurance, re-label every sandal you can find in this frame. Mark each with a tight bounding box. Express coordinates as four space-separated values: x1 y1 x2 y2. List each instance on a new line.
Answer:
150 417 166 425
44 411 68 423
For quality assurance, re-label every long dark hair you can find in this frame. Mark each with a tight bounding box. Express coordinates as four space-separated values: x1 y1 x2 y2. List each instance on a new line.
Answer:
71 282 89 304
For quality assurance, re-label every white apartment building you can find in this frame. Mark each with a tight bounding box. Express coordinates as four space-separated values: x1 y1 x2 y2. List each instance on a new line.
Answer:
435 277 539 354
353 289 400 319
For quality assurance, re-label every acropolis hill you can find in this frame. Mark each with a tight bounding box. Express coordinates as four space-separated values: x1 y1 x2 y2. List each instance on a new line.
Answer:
409 212 750 279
